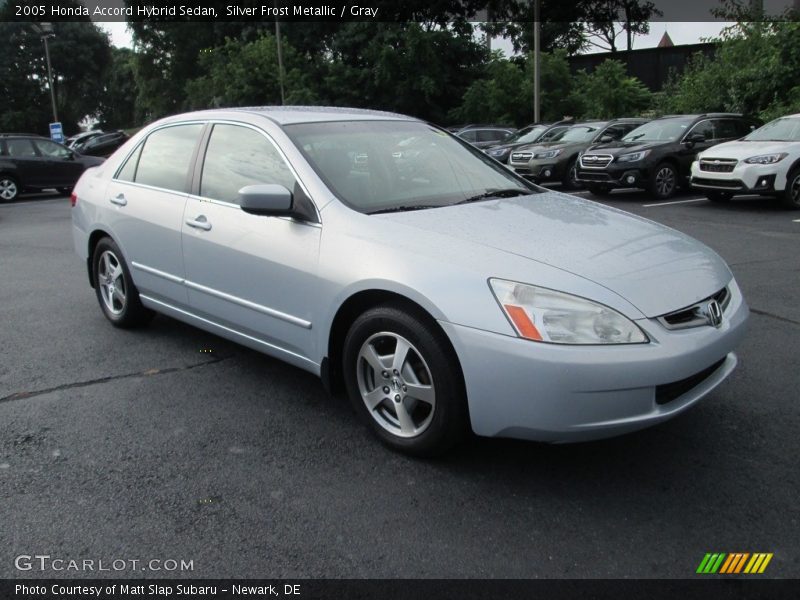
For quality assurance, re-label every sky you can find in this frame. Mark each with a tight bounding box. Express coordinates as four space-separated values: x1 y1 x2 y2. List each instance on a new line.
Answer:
98 21 730 54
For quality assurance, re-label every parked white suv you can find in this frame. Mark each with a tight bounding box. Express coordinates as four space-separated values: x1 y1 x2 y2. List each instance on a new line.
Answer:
690 114 800 209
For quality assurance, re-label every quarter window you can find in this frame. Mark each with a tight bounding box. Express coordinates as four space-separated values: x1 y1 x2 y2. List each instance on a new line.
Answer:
6 139 37 158
200 124 296 205
116 143 143 182
134 124 203 192
34 140 71 159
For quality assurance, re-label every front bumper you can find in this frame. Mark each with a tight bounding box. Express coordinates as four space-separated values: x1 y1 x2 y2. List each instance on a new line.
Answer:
509 159 562 182
439 279 749 443
690 161 781 194
576 163 650 188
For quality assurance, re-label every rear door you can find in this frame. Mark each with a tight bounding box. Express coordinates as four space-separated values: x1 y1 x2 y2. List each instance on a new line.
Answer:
32 139 83 188
4 138 42 189
181 122 321 367
103 122 205 307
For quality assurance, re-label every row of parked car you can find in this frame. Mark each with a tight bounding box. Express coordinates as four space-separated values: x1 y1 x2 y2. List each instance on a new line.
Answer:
462 113 800 209
0 130 130 202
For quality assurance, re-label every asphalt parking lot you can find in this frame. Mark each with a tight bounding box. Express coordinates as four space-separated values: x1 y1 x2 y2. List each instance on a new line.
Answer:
1 189 798 579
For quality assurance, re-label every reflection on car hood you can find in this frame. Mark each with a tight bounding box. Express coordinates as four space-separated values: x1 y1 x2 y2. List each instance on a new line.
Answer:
378 191 731 317
585 141 667 155
698 140 800 159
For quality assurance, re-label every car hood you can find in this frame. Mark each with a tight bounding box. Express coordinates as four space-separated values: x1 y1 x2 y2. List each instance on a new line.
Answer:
377 191 731 318
698 140 800 159
518 140 587 154
585 140 669 155
78 154 106 167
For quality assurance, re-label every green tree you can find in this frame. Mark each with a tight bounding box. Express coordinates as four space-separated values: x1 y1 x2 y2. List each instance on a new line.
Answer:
0 18 111 134
569 59 652 118
97 48 138 130
654 21 800 120
184 34 318 109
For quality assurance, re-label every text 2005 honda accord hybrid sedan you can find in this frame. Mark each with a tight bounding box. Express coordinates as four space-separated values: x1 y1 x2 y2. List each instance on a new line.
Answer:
71 107 749 455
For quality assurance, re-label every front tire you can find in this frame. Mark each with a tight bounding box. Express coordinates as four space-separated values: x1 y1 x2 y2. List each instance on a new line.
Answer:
342 304 468 456
561 158 581 190
92 238 154 328
0 175 19 202
649 162 678 200
781 169 800 209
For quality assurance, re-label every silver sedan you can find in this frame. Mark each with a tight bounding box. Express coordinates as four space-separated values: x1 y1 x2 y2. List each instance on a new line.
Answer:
71 107 749 455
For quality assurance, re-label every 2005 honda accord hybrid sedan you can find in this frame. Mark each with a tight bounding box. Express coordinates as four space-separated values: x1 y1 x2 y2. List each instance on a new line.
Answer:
71 107 749 455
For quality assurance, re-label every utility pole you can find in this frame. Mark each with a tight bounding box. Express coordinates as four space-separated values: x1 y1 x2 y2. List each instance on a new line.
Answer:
39 22 58 123
274 2 286 105
533 0 541 122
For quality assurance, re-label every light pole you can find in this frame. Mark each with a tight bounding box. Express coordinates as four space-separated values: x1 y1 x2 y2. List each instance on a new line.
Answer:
37 22 58 123
274 2 286 105
533 0 540 123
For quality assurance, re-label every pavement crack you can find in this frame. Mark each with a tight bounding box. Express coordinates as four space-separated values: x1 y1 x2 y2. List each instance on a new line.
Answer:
0 355 234 404
749 308 800 327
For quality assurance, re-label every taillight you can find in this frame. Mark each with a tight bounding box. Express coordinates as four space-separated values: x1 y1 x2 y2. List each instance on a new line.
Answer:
70 192 77 207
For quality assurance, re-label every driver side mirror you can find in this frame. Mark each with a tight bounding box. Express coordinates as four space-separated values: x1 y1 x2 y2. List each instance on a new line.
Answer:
239 184 293 216
599 135 613 143
685 133 705 147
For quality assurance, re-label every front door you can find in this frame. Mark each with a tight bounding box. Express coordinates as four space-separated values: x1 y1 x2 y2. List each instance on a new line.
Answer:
181 123 321 366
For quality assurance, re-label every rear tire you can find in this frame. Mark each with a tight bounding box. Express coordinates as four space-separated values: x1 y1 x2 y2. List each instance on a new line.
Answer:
781 169 800 209
342 303 468 457
0 175 19 202
705 191 733 203
561 158 581 190
649 162 678 200
92 237 154 328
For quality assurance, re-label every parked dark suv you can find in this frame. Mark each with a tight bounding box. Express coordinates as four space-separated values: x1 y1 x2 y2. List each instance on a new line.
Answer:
508 118 648 189
576 114 760 199
484 121 573 164
79 131 129 157
0 134 105 202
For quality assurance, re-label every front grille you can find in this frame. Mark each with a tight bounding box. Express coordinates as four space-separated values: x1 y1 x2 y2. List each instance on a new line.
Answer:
576 172 613 182
579 154 613 169
656 358 726 405
691 177 745 190
699 158 737 173
510 152 532 163
658 287 730 330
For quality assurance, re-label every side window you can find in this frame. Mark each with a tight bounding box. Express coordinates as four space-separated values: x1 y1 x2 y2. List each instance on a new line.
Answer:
6 139 37 158
34 140 71 159
200 124 296 205
716 119 749 139
116 143 143 182
134 124 203 192
478 130 507 142
688 120 715 141
459 130 477 142
541 126 566 141
602 126 626 141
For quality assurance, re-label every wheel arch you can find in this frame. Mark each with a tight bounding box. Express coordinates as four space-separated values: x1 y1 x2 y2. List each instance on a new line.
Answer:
323 288 465 400
86 228 117 288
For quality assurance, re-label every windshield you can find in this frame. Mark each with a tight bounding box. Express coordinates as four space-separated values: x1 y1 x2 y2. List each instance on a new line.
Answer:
285 121 535 213
506 125 548 145
744 117 800 142
558 125 605 142
623 118 694 142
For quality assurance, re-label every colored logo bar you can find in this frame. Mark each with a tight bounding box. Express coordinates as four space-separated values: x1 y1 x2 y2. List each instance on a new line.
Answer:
696 553 773 574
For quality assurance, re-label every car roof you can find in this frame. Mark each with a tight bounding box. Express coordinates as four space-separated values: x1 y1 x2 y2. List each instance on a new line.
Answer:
163 106 417 126
655 113 744 120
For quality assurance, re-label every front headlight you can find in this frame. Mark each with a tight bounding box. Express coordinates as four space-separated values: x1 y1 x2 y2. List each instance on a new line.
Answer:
617 150 650 163
489 279 648 345
744 153 787 164
488 148 507 157
534 149 562 159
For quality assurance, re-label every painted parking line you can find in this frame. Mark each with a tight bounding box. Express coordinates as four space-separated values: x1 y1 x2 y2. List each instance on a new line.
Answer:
793 219 800 223
642 198 708 208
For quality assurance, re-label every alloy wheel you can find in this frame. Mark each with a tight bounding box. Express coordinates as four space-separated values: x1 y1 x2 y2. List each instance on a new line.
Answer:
97 250 127 315
0 178 17 201
356 332 436 438
655 166 676 198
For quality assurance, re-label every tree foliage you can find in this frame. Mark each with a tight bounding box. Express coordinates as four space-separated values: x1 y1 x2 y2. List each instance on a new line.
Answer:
654 21 800 121
569 59 652 119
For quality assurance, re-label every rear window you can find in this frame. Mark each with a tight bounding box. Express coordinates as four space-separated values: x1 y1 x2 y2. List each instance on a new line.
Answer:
133 124 203 192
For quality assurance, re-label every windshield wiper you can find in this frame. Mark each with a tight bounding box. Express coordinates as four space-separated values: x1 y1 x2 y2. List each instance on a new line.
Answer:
455 188 531 205
368 205 440 215
625 133 646 141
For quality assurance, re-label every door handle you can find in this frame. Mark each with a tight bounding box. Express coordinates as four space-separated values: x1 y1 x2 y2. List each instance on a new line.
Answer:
185 216 212 231
109 193 127 206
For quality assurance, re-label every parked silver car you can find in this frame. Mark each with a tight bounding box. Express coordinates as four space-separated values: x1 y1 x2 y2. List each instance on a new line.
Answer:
71 107 749 455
